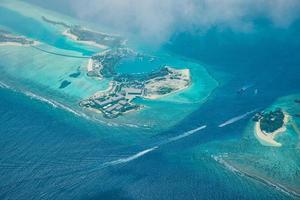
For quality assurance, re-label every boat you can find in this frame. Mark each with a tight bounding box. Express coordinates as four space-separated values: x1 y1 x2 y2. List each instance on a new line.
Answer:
237 85 253 94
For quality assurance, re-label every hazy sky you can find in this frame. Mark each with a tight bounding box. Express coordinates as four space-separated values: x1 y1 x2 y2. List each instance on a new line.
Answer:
25 0 300 43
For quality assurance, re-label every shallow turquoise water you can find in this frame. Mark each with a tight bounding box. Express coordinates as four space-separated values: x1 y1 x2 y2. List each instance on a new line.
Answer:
116 56 162 74
0 6 95 55
0 1 218 130
0 1 300 200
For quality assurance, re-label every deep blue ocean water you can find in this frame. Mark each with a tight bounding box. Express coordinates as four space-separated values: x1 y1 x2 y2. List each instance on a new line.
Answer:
1 2 300 200
0 88 290 200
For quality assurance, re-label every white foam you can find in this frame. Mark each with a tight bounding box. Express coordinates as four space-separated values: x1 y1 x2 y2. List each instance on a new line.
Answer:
24 91 58 108
212 155 298 198
100 125 207 168
167 125 207 143
102 146 158 167
0 81 10 89
23 91 88 118
212 155 240 174
218 109 258 128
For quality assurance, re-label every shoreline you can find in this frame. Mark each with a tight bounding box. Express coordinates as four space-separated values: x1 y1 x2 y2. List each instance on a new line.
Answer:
144 68 191 100
144 83 190 100
62 29 108 49
254 113 289 147
213 155 300 199
87 58 94 72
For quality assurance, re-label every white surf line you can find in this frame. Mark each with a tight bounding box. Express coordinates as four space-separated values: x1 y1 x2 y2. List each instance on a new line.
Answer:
0 81 124 127
99 125 207 168
212 155 299 198
218 109 258 128
24 91 58 108
23 91 88 119
0 81 12 89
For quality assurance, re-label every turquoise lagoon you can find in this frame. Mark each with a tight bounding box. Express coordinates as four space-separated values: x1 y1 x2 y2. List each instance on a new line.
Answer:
0 0 218 130
1 1 300 199
193 94 300 197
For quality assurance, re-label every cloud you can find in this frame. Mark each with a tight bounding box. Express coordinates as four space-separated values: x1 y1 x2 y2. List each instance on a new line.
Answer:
27 0 300 44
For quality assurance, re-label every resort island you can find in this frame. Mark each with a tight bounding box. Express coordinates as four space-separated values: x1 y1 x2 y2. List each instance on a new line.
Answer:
80 48 191 119
253 108 289 147
0 30 37 46
86 48 139 79
41 17 192 119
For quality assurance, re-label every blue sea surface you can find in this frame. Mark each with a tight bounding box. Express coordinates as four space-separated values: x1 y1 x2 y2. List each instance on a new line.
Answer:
116 56 162 75
1 3 300 200
0 88 290 200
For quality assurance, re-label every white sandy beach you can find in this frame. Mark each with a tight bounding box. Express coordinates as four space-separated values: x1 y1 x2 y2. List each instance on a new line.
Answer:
62 29 108 49
87 59 94 72
254 113 289 147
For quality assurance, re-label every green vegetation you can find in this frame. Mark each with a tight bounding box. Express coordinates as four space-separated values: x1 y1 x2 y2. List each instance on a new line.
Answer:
157 87 173 95
253 108 285 133
0 32 34 45
41 16 70 28
90 48 137 78
69 26 123 47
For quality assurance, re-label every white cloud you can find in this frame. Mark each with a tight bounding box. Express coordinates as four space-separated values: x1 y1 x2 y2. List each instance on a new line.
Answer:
57 0 300 43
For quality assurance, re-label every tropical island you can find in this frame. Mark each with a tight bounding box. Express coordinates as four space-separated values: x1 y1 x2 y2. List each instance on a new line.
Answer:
0 30 37 46
80 66 190 119
42 16 125 49
41 17 192 119
253 108 289 147
86 48 140 78
64 26 125 49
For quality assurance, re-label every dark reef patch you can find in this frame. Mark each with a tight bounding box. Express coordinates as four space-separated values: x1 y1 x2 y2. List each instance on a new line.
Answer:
59 80 71 89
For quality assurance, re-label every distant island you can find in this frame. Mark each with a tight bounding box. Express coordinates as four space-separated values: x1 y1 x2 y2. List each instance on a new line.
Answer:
0 30 37 46
42 16 125 49
253 108 289 147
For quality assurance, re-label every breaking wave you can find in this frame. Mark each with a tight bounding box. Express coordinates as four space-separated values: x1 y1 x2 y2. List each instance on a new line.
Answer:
23 91 89 119
212 155 299 198
0 81 10 89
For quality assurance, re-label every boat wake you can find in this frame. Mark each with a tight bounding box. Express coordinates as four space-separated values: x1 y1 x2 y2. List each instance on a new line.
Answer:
166 125 207 143
100 125 207 168
218 109 258 128
101 146 158 167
